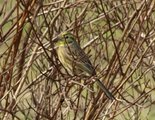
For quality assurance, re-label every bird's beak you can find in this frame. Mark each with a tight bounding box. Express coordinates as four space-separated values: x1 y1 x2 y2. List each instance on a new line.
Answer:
53 37 59 43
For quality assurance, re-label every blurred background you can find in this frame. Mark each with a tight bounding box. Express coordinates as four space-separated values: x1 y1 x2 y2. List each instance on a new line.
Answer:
0 0 155 119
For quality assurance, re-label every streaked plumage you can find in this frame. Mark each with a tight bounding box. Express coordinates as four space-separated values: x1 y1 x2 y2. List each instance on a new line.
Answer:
55 32 114 100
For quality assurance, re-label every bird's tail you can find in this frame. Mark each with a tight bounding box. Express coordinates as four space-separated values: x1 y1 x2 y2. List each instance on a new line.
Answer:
95 79 115 100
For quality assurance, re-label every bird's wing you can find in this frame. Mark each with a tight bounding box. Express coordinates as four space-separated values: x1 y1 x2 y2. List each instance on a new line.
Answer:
69 42 95 76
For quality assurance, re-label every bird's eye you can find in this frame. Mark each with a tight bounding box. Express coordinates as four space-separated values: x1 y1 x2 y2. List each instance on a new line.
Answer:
65 35 69 39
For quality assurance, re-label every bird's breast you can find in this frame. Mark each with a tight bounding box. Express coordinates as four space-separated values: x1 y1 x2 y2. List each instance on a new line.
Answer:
56 46 73 73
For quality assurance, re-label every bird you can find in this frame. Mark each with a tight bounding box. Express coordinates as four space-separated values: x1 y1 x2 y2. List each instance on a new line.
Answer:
54 31 115 100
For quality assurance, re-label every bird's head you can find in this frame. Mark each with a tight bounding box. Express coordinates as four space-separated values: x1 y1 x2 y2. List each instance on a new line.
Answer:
54 32 75 46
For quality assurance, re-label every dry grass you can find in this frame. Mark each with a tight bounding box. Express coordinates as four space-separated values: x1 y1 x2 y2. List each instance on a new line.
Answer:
0 0 155 120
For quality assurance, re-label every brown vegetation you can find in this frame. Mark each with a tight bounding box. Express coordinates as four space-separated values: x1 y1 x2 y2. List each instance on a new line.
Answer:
0 0 155 119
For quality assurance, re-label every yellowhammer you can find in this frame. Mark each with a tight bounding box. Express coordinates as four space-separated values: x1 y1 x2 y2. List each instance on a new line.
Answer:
54 32 115 100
